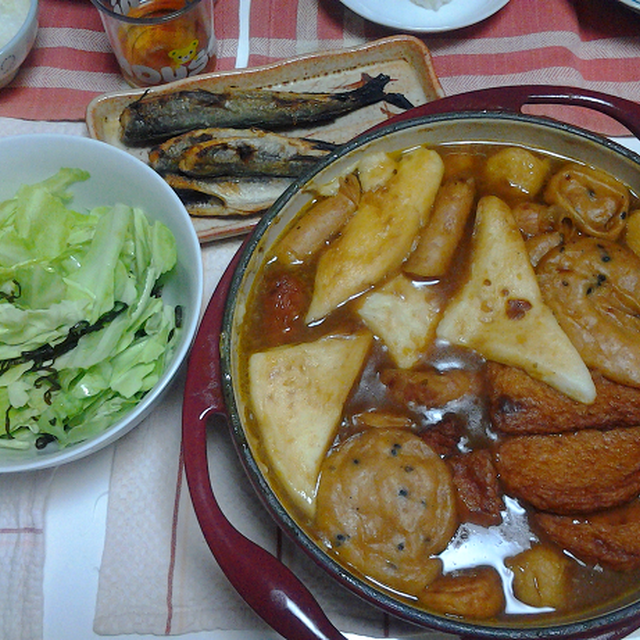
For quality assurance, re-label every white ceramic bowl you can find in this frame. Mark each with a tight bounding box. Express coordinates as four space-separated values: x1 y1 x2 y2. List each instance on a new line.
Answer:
0 0 38 89
0 134 203 473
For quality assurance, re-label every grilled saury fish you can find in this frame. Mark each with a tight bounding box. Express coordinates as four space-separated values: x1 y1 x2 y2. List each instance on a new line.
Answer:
149 127 337 177
120 73 414 144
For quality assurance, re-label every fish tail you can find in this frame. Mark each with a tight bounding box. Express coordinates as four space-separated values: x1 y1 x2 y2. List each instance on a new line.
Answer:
305 138 339 151
337 73 413 110
337 73 390 104
384 92 415 110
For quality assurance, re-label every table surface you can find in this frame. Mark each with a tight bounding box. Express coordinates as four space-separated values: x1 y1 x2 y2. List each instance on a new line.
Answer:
2 7 290 636
30 128 640 640
7 0 640 636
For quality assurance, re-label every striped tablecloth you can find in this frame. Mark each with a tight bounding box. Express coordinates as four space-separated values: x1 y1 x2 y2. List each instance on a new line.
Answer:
0 0 241 121
4 1 640 639
2 0 640 136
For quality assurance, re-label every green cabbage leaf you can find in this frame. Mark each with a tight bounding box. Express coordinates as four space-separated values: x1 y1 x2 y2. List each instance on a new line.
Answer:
0 169 180 450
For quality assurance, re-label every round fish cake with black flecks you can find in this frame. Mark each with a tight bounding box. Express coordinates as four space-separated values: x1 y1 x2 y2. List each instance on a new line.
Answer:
315 428 457 596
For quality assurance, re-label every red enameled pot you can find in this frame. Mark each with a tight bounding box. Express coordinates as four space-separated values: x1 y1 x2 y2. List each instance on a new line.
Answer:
182 85 640 640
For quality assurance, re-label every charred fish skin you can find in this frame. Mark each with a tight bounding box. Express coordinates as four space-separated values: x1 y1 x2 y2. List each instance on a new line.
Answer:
177 131 336 178
120 73 414 145
148 127 335 175
148 128 222 174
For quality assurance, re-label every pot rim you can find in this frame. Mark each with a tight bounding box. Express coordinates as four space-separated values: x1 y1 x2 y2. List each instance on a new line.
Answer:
236 108 640 275
219 110 640 638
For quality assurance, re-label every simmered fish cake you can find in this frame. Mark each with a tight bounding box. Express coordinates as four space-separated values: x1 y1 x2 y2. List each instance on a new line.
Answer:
241 140 640 620
381 366 483 409
487 362 640 435
506 544 572 609
536 500 640 571
496 427 640 514
448 450 504 527
421 566 505 619
315 428 457 596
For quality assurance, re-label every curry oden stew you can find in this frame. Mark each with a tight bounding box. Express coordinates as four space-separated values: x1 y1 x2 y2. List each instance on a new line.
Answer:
239 141 640 622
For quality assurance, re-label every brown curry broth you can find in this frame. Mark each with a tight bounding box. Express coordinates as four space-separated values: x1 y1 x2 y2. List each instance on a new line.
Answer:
238 142 640 620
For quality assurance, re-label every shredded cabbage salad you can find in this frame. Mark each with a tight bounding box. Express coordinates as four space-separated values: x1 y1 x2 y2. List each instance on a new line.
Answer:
0 168 181 451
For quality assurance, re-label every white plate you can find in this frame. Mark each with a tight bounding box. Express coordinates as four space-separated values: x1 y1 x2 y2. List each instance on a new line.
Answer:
339 0 510 32
616 0 640 13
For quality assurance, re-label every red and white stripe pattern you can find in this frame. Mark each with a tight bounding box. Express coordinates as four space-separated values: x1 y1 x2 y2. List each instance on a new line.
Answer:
0 0 240 122
3 0 640 134
247 0 640 135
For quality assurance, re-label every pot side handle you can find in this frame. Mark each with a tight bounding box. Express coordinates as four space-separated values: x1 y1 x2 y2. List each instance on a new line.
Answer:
182 247 348 640
390 84 640 141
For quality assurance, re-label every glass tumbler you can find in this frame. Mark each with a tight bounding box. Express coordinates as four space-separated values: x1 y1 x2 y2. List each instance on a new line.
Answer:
92 0 216 87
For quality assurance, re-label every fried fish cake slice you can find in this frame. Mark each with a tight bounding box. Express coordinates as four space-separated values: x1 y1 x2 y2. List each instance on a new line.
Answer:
487 362 640 434
448 450 504 527
495 427 640 514
536 500 640 571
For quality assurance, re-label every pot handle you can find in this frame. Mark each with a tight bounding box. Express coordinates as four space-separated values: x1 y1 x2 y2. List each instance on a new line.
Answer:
389 84 640 140
182 246 349 640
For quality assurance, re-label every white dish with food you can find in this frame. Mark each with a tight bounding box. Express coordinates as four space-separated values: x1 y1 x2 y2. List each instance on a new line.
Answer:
0 134 203 473
337 0 510 33
0 0 38 88
616 0 640 13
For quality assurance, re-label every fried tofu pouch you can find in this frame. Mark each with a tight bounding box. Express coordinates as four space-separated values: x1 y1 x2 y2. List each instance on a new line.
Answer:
306 146 444 323
537 238 640 389
436 195 595 404
248 330 372 517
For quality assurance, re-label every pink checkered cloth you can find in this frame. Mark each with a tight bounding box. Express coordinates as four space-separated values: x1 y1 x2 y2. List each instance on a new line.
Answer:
0 0 240 122
246 0 640 136
2 0 640 136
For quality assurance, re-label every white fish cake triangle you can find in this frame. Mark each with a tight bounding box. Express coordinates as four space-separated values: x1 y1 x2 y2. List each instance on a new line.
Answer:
357 275 441 369
436 195 595 404
248 331 372 516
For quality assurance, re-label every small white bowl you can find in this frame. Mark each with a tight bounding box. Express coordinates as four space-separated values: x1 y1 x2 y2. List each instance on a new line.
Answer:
0 134 203 473
0 0 38 89
616 0 640 13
